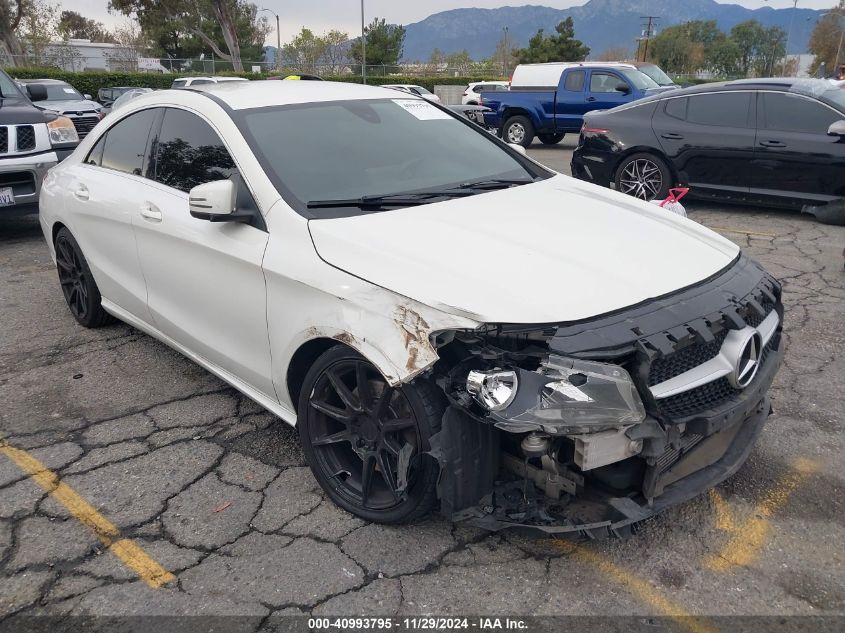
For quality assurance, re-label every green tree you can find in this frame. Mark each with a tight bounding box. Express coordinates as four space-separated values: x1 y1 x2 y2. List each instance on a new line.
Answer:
809 2 844 76
512 17 589 63
322 30 349 74
282 28 327 73
15 0 59 65
1 0 27 64
730 20 765 76
349 17 405 70
109 0 269 70
751 25 787 76
445 49 472 73
648 20 724 75
57 10 115 42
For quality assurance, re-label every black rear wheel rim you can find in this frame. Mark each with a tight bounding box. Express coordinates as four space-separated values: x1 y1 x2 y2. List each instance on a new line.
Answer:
307 359 422 511
56 236 89 321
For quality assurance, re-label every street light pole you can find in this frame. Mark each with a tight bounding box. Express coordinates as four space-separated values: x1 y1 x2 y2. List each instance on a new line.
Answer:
784 0 798 76
361 0 367 84
260 8 281 71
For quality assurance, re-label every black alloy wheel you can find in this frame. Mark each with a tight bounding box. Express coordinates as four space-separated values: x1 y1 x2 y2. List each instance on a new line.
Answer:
54 228 115 328
614 152 672 201
298 347 442 523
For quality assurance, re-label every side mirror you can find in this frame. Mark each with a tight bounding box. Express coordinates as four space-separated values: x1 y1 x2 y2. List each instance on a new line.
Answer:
827 120 845 137
26 84 48 102
84 93 93 100
615 82 631 94
189 179 248 222
508 143 527 155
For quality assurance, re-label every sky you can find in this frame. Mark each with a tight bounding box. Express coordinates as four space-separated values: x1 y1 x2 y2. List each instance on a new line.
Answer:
66 0 837 47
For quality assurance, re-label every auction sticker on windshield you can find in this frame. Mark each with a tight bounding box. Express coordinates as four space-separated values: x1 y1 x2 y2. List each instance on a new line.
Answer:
0 187 14 206
392 99 451 120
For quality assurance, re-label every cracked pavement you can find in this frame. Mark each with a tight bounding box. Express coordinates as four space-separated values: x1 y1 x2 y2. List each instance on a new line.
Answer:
1 140 843 626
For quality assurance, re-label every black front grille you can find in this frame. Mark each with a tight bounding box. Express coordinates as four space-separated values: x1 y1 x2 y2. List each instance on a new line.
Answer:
71 116 99 139
648 329 728 387
0 127 7 154
16 125 35 151
657 377 740 419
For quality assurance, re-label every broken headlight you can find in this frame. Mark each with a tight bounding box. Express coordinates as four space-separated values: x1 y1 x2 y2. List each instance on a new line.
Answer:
475 355 646 435
466 369 518 411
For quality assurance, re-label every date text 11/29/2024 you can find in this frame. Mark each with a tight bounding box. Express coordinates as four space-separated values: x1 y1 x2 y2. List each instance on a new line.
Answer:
308 618 528 630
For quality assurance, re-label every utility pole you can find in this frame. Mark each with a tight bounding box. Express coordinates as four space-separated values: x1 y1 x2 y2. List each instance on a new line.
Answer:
361 0 367 84
638 16 659 62
502 26 509 77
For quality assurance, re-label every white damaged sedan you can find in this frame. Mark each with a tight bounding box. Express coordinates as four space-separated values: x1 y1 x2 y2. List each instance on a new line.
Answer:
40 81 783 536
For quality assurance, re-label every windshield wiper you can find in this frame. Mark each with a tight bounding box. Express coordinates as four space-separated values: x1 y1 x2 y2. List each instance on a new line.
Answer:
306 190 475 209
456 177 537 191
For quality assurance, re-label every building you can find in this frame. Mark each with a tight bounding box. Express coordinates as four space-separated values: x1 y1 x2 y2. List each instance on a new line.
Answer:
43 39 168 73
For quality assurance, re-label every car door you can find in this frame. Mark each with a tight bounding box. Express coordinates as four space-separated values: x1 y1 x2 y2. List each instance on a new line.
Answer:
554 69 587 131
61 108 159 322
751 91 845 203
131 106 275 398
651 91 755 196
585 70 631 111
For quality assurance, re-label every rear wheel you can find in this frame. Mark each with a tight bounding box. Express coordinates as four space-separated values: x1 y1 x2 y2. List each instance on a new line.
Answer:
298 346 444 524
502 115 534 147
614 153 672 201
54 228 115 328
538 133 565 145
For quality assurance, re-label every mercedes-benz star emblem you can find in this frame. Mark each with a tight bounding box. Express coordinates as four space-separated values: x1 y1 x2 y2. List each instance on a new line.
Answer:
729 330 762 389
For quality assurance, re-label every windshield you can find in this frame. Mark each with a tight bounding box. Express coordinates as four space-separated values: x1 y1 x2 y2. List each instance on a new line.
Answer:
636 64 674 87
0 70 24 98
240 98 548 218
618 68 660 90
39 83 84 100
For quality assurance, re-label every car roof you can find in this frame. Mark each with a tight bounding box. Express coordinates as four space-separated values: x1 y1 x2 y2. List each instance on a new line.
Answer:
665 77 833 96
19 78 70 85
155 80 424 110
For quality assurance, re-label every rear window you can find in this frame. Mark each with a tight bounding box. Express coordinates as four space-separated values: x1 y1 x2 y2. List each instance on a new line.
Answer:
171 80 187 88
686 92 751 128
564 71 585 92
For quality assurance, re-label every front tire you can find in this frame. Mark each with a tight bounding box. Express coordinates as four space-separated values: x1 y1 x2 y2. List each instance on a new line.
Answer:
298 346 443 524
614 153 672 201
54 228 115 328
502 115 534 147
538 133 565 145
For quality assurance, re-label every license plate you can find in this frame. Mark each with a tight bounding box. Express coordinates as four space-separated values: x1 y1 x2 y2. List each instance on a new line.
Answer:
0 187 13 206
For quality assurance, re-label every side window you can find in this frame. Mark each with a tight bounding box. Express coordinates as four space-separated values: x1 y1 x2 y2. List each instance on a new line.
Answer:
761 93 839 133
564 71 585 92
473 85 484 93
100 108 158 175
153 108 236 193
664 97 687 120
589 72 620 93
686 93 751 128
191 79 213 86
85 134 106 166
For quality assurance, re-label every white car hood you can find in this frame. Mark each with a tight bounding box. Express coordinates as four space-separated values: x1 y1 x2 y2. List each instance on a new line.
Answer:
308 176 740 324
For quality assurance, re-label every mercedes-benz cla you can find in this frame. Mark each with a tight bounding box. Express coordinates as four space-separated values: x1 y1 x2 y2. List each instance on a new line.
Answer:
39 81 783 537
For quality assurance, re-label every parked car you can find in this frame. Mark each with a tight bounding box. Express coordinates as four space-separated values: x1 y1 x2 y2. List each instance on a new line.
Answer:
381 84 441 102
40 81 784 536
446 103 492 128
480 63 674 146
97 86 149 108
108 88 154 113
170 76 249 89
0 68 79 216
462 81 508 105
571 78 845 218
18 79 103 139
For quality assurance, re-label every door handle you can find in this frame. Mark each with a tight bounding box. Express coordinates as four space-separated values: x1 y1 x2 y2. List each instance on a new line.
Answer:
759 140 786 148
661 132 684 140
140 204 162 222
586 97 597 102
73 184 89 201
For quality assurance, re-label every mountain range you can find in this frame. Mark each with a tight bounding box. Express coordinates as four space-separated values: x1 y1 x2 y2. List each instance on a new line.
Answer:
401 0 826 62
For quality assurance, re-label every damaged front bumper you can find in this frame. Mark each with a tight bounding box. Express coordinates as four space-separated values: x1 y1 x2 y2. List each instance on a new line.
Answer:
427 255 784 538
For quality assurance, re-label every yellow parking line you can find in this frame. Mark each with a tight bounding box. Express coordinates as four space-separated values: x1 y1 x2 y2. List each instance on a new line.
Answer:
552 541 719 633
706 458 818 572
708 226 776 238
0 437 176 588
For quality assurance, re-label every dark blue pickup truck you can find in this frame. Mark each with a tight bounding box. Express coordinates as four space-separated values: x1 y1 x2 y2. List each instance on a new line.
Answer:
480 64 675 147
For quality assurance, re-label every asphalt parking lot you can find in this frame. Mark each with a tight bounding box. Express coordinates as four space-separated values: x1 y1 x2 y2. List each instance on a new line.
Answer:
1 137 843 629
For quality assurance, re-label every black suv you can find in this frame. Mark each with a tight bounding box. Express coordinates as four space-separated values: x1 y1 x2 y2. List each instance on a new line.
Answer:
1 68 80 216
